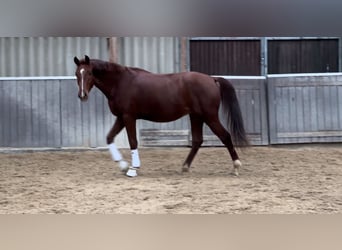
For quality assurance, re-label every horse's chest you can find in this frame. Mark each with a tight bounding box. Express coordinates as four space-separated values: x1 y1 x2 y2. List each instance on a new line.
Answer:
108 100 122 116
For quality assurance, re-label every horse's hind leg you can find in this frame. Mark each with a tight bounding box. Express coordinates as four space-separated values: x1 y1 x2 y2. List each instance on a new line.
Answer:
122 115 141 177
183 115 204 172
205 117 241 176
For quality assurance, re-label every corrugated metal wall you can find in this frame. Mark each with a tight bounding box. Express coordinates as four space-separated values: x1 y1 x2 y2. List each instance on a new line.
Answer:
118 37 181 73
0 37 109 76
0 37 181 75
268 73 342 144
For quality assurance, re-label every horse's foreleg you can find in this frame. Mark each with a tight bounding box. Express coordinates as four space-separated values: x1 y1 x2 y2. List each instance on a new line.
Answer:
107 117 129 172
123 115 140 177
206 118 241 176
183 115 204 172
107 117 124 145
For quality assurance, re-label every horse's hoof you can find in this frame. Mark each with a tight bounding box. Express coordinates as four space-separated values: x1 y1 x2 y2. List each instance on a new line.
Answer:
126 167 138 177
231 169 239 177
118 160 129 172
232 160 241 176
181 167 190 173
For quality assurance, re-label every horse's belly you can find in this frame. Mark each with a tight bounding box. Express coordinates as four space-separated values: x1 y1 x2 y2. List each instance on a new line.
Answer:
139 106 189 122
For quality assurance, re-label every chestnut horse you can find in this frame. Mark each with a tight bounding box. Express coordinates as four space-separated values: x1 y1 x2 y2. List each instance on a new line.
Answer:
74 55 248 177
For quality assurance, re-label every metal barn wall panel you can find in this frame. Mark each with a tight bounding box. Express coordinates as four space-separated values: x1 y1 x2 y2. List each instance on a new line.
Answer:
189 39 261 76
4 74 342 148
201 77 268 146
118 37 181 73
0 37 109 77
268 73 342 144
59 80 120 148
0 79 62 147
0 78 128 148
139 118 190 146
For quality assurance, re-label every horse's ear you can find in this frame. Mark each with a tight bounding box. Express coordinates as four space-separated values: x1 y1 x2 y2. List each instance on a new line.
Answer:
74 56 80 66
85 55 90 64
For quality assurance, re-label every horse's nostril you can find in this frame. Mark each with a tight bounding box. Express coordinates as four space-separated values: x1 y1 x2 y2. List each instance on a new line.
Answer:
79 93 88 101
79 90 88 98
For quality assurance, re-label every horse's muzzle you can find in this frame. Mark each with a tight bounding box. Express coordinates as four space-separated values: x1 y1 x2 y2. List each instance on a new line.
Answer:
78 93 88 101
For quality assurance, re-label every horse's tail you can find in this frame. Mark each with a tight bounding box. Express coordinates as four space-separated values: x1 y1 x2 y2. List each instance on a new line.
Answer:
214 77 249 146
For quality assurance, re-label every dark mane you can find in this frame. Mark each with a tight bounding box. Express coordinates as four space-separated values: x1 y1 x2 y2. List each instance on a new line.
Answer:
91 59 124 72
82 59 125 77
80 59 151 75
128 67 151 73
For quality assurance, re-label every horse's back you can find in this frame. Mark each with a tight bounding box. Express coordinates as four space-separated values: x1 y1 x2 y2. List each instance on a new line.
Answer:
182 71 221 98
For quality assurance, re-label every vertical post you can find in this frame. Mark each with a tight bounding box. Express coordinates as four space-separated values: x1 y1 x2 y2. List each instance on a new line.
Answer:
339 37 342 72
180 37 188 72
260 37 268 76
109 37 118 63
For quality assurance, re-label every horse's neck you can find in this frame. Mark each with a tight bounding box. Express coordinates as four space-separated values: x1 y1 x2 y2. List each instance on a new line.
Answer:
94 78 115 100
94 69 124 100
92 62 137 100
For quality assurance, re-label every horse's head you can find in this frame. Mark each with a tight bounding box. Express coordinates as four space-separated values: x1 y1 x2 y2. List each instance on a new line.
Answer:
74 55 95 101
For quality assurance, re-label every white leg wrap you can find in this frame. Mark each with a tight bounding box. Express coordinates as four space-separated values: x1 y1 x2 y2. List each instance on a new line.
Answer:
108 143 122 161
131 149 141 168
118 160 129 172
126 167 138 177
233 160 242 176
233 160 242 168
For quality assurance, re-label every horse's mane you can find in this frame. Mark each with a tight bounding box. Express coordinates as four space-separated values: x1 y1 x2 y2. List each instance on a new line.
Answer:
80 59 151 75
91 59 123 72
128 67 150 73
